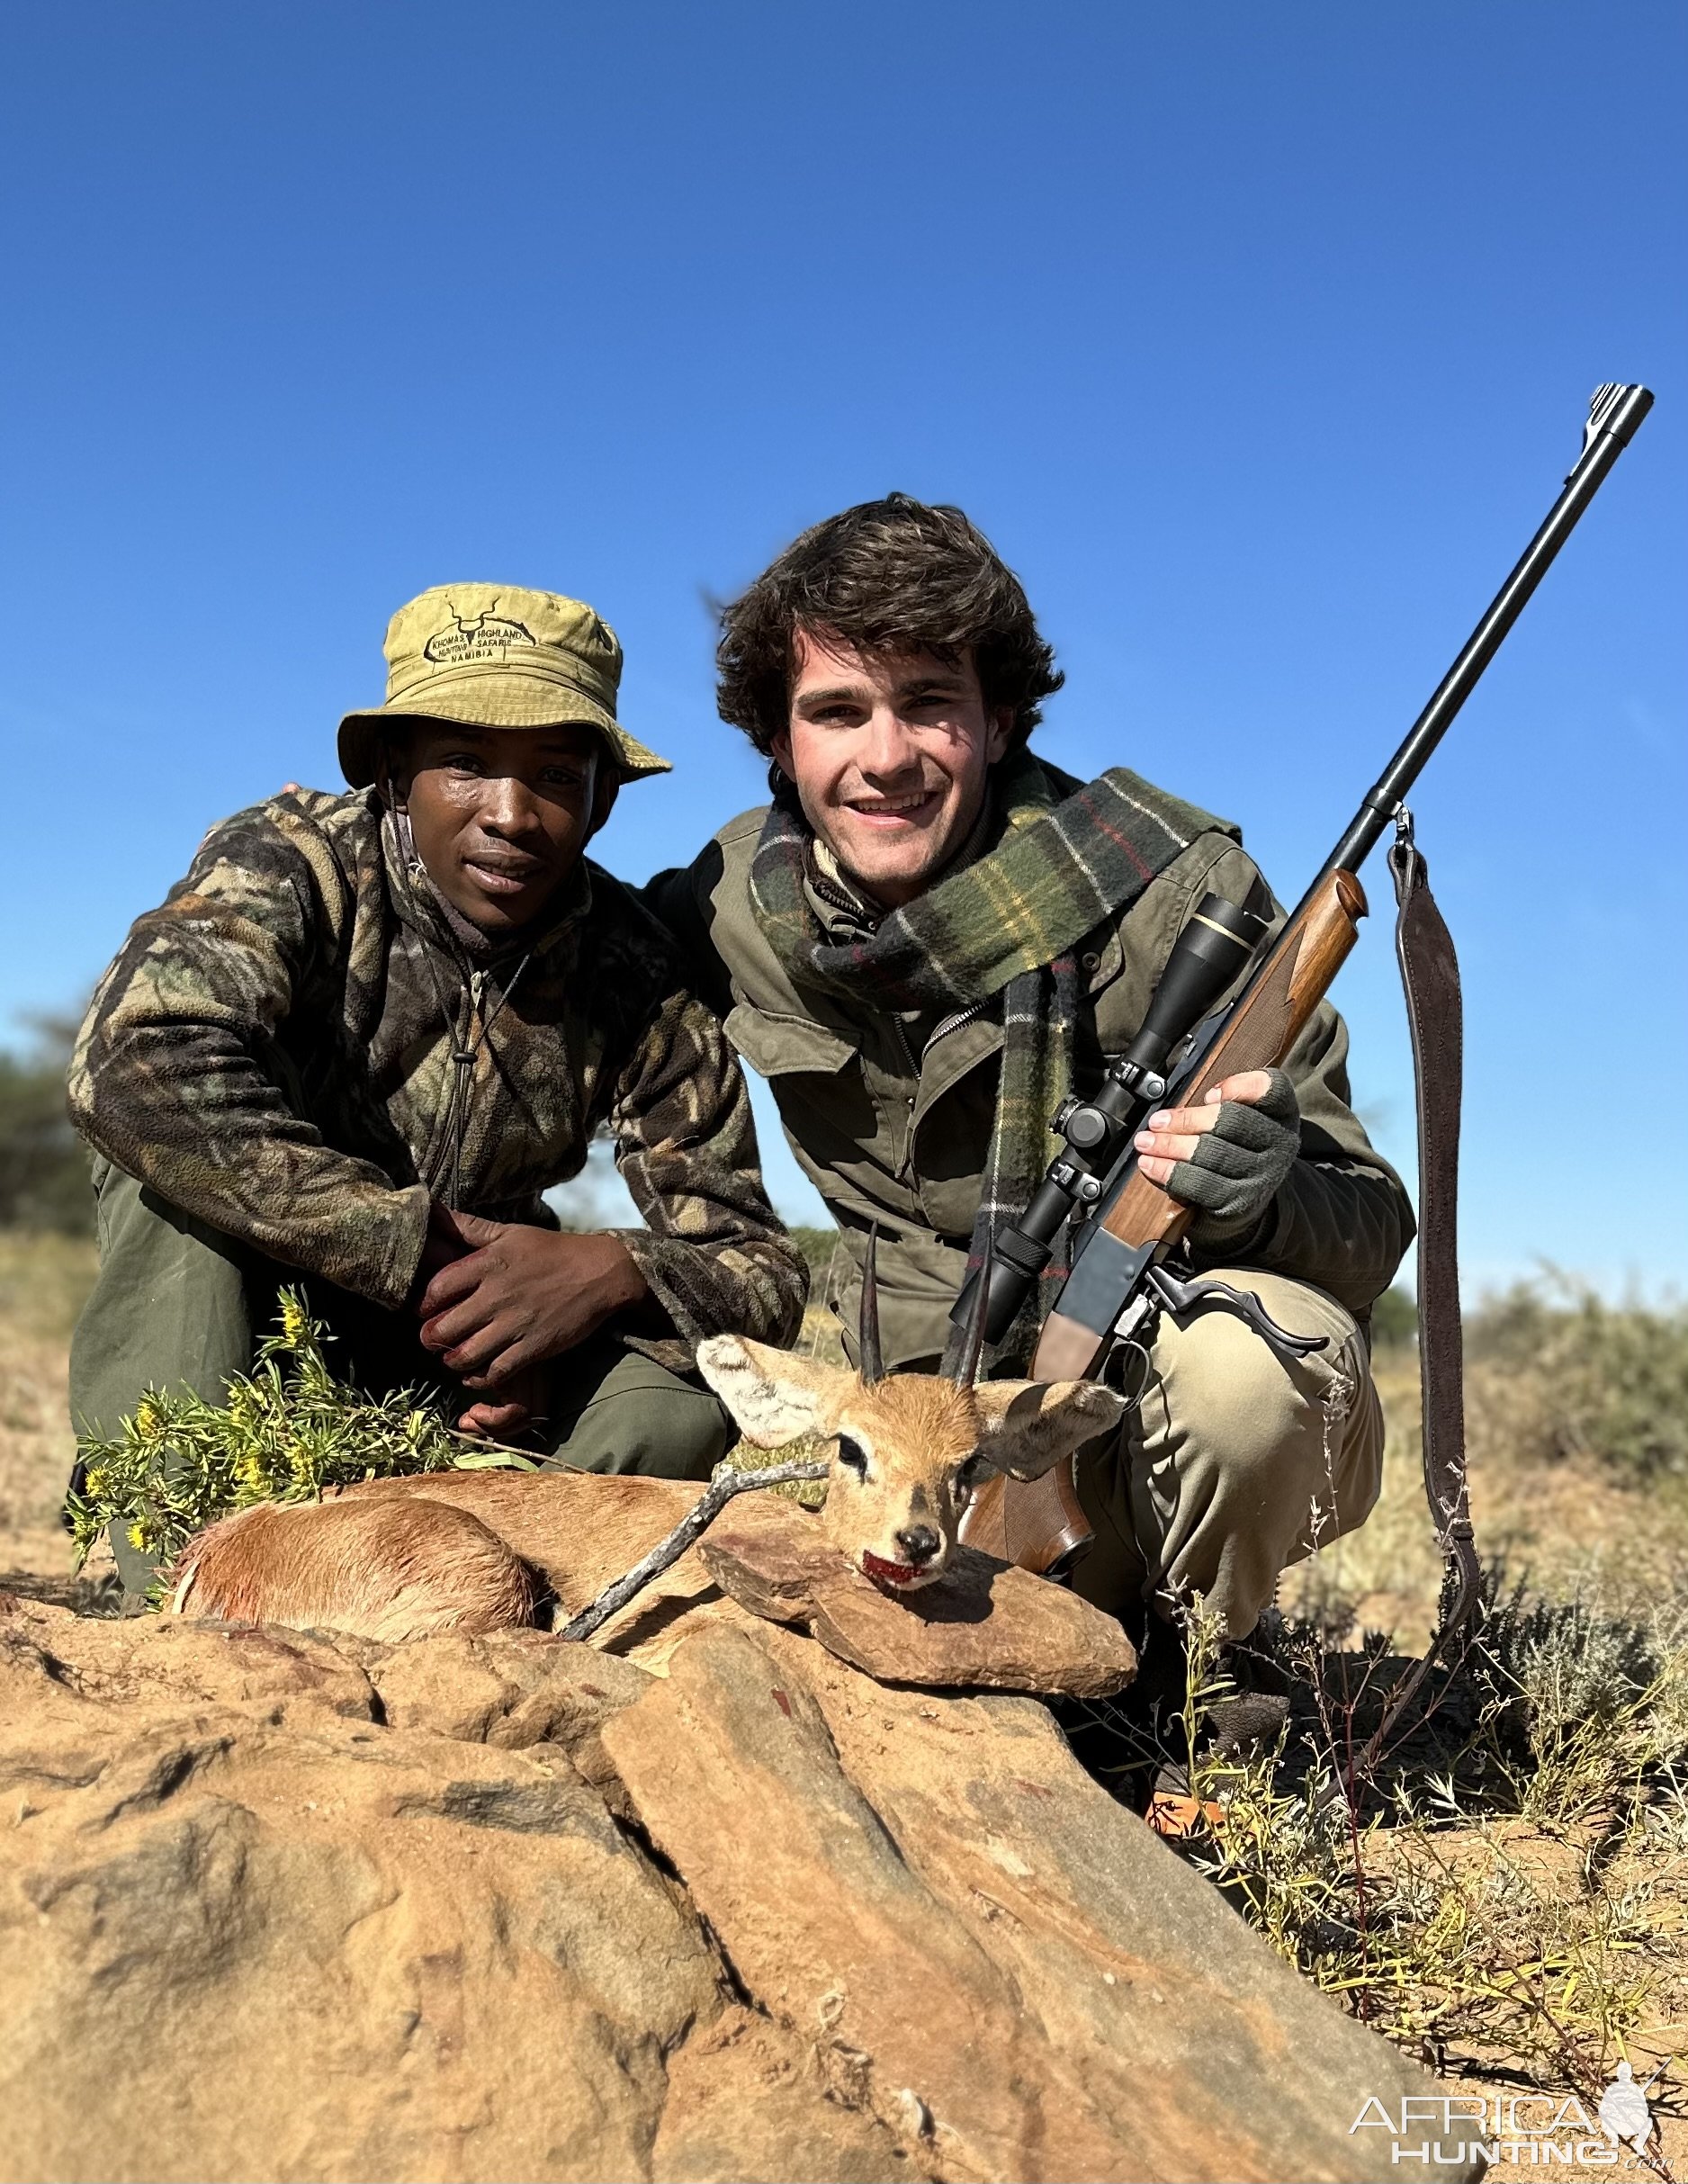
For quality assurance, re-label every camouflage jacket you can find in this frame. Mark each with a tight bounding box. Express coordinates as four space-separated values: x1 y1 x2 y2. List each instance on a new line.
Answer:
644 756 1414 1371
68 789 807 1365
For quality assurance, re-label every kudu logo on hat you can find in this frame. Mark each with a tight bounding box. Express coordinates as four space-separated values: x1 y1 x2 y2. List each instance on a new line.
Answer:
337 583 671 790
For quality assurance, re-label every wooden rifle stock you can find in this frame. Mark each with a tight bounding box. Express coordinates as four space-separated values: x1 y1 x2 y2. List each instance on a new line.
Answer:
1032 867 1367 1383
956 869 1368 1573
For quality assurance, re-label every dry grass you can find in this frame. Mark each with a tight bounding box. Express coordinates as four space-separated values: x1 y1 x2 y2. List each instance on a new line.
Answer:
1184 1322 1688 2176
1282 1348 1688 1646
0 1229 94 1585
1143 1589 1688 2178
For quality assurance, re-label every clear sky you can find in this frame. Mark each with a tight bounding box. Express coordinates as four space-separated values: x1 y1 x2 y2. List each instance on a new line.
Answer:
1 2 1682 1296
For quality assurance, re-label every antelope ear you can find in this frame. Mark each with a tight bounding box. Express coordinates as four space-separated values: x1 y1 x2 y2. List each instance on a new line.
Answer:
695 1336 841 1448
970 1380 1128 1480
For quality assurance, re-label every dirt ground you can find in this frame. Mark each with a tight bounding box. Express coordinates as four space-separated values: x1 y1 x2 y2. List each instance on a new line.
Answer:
4 1228 1685 2175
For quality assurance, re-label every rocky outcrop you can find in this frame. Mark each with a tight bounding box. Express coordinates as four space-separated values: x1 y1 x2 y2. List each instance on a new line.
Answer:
0 1577 1471 2183
698 1502 1137 1695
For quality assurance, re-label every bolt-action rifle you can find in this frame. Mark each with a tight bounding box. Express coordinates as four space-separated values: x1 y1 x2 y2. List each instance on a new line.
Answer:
956 383 1654 1589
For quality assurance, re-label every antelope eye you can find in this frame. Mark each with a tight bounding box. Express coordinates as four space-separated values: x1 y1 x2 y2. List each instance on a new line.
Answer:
956 1452 992 1495
835 1434 869 1477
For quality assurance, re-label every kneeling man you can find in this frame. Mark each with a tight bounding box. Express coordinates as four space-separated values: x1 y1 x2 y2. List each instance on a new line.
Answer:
69 584 806 1589
648 498 1412 1648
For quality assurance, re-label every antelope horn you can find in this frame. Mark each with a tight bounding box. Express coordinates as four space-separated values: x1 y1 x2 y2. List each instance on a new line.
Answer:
857 1222 885 1386
944 1234 992 1388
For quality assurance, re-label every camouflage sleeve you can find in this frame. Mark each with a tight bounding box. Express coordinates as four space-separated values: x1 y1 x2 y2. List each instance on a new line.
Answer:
1181 844 1417 1313
604 985 808 1362
66 802 430 1308
636 852 737 1020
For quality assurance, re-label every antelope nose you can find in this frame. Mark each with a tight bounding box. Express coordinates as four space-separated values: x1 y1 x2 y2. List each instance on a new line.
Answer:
896 1524 941 1566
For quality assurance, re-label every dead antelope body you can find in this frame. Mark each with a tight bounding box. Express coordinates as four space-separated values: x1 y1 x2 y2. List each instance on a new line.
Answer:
171 1247 1127 1642
693 1337 1124 1595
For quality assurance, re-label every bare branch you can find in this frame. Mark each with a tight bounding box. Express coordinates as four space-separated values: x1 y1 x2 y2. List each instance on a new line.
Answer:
557 1458 829 1643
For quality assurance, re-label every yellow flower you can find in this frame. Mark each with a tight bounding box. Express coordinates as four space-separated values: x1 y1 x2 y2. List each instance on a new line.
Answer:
127 1521 151 1552
134 1398 161 1439
280 1294 308 1349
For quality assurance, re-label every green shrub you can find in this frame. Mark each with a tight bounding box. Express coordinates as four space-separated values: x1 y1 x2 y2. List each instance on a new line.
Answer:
787 1225 845 1281
1465 1270 1688 1480
1368 1286 1417 1350
0 1014 92 1234
67 1290 532 1582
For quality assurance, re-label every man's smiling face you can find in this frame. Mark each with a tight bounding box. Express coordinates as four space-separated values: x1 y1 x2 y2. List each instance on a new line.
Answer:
389 721 608 934
770 629 1012 908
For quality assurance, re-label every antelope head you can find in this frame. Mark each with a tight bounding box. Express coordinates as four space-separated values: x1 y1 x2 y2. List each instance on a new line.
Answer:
696 1232 1127 1593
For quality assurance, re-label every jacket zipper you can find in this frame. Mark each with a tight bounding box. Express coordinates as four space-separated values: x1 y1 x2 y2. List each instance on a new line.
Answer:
423 967 484 1200
889 1017 920 1179
890 999 991 1181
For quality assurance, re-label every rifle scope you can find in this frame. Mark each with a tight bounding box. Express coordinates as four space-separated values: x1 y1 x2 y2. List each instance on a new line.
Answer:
958 889 1269 1345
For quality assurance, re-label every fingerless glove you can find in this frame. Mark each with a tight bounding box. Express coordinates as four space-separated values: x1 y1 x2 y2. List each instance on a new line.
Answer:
1165 1067 1301 1242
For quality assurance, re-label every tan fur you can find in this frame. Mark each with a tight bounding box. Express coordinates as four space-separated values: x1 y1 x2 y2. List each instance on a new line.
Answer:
337 1468 703 1619
169 1496 541 1643
696 1336 1128 1590
166 1346 1127 1642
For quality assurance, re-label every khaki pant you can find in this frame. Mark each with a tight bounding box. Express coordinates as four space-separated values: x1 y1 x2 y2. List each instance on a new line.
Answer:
70 1161 731 1596
1069 1266 1384 1640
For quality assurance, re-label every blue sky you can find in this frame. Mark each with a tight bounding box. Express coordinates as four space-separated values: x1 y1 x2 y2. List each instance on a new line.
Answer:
2 2 1682 1295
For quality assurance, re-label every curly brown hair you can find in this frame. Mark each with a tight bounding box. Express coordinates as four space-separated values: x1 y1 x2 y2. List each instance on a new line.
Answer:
715 493 1064 758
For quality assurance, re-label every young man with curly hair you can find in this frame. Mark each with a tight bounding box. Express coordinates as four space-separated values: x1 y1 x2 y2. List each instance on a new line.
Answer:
645 496 1413 1656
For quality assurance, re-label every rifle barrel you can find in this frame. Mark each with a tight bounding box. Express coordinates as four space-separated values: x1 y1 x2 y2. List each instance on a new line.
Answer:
1303 382 1653 911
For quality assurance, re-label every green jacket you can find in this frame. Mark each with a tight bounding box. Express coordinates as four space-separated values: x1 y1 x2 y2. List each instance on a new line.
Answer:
644 757 1413 1371
68 789 806 1368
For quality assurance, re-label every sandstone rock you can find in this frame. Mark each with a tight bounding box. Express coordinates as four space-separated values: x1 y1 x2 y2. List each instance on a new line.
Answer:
650 2007 913 2184
699 1503 1136 1696
0 1596 730 2184
601 1620 1474 2184
351 1627 655 1811
2 1589 381 1727
353 1625 651 1750
0 1586 1475 2184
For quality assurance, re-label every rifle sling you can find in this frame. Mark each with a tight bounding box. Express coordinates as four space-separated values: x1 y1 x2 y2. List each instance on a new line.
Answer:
1360 826 1484 1757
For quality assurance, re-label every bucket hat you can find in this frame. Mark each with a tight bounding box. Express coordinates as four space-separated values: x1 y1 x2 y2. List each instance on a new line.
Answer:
337 583 670 789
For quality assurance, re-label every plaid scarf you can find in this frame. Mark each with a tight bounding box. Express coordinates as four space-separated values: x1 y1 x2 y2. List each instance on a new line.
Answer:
750 751 1210 1362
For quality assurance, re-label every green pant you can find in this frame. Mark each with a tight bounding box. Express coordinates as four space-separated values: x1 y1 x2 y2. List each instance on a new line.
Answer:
70 1160 731 1595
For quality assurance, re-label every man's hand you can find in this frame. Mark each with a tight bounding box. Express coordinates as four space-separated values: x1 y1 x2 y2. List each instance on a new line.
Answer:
1133 1067 1300 1237
416 1207 651 1389
454 1360 552 1442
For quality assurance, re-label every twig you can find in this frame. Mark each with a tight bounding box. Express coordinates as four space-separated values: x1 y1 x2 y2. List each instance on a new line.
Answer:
558 1458 830 1642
